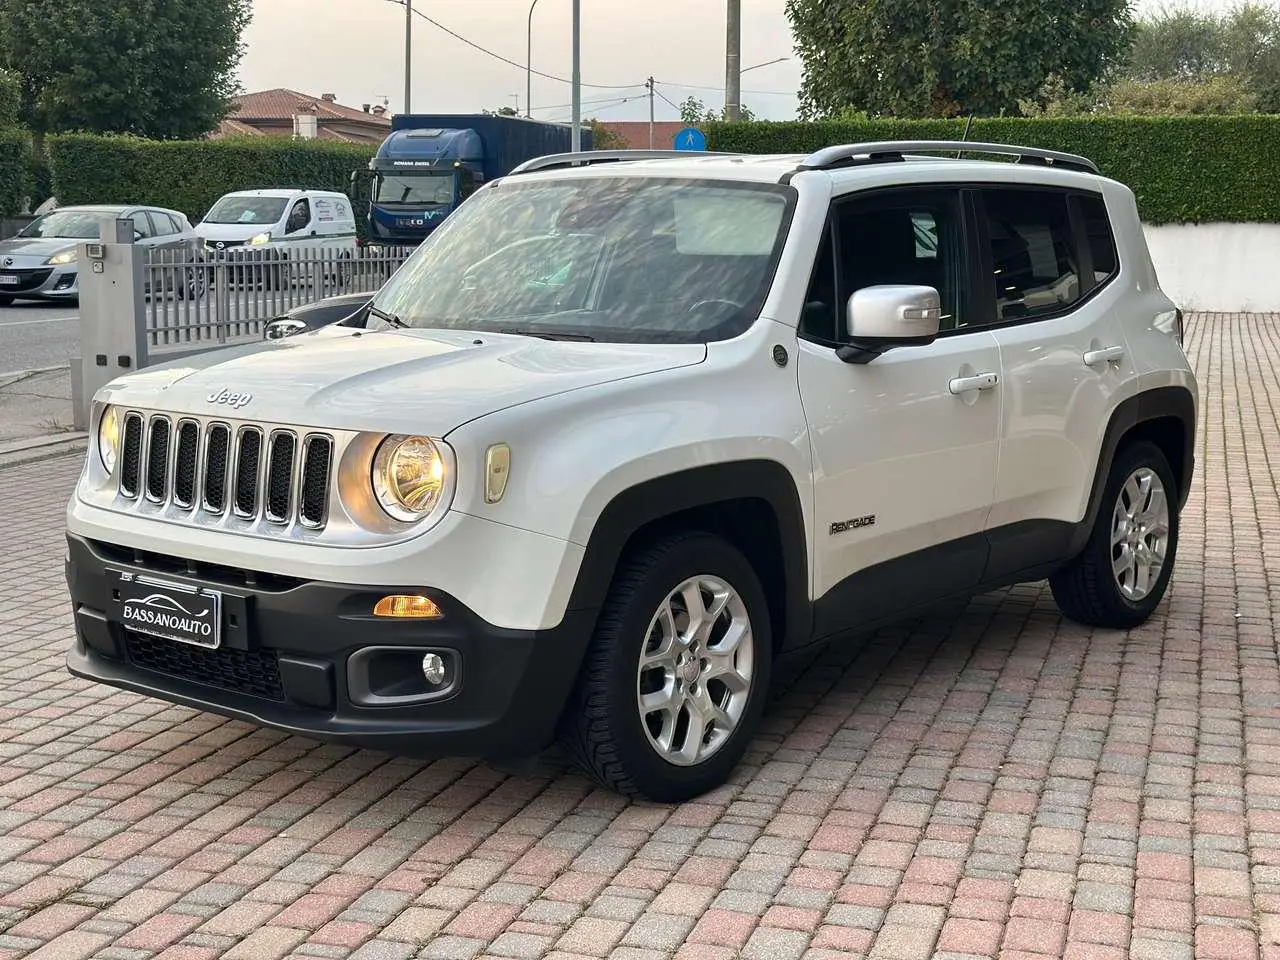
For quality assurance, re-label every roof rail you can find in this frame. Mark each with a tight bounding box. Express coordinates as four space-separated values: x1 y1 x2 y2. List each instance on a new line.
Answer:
796 140 1100 175
508 149 739 175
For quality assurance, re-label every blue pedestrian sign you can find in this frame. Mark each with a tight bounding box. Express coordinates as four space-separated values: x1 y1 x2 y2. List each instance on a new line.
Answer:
673 127 707 151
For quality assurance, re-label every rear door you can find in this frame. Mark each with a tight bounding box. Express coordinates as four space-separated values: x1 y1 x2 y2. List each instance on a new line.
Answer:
973 185 1134 580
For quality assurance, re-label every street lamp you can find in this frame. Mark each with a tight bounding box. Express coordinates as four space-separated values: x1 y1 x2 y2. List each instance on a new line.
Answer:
525 0 579 150
526 0 542 117
742 56 789 74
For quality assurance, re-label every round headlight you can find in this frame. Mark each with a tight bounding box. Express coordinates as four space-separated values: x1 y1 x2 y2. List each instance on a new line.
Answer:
372 435 447 522
98 405 122 473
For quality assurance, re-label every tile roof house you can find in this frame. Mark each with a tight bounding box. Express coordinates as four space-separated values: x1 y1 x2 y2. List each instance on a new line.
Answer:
210 89 393 144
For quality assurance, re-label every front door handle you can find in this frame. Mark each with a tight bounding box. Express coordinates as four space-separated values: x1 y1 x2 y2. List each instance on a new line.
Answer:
948 372 999 395
1084 345 1125 367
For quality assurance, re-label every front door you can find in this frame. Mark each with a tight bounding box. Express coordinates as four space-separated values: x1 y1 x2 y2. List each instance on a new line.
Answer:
797 185 1003 636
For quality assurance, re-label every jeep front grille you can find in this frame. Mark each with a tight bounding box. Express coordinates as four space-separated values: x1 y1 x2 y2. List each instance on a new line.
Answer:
116 411 335 531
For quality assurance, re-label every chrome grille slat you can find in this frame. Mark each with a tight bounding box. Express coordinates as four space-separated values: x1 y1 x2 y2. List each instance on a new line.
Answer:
120 413 144 498
299 435 333 528
144 417 172 503
110 410 335 534
233 427 263 519
203 424 231 514
173 420 200 509
264 431 296 524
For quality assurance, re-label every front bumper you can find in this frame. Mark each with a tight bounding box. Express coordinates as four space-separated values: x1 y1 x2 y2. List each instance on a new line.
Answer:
64 533 596 759
0 263 78 299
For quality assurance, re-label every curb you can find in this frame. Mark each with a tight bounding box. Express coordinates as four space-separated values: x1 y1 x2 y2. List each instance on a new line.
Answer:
0 432 87 469
0 364 68 389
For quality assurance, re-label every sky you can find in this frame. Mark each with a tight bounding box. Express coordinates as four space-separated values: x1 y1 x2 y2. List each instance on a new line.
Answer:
237 0 1239 125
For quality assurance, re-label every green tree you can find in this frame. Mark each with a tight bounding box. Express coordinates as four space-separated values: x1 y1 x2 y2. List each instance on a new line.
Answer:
785 0 1135 119
0 68 19 127
1126 2 1280 112
586 118 628 149
678 95 755 124
0 0 253 138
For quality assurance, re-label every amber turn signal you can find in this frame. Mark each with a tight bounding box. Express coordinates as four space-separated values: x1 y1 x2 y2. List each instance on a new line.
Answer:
373 595 443 619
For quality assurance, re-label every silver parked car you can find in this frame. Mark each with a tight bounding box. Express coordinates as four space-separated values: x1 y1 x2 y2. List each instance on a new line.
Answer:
0 204 198 305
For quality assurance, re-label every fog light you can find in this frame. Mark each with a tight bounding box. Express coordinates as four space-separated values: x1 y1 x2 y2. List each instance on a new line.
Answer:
373 595 442 619
422 653 446 685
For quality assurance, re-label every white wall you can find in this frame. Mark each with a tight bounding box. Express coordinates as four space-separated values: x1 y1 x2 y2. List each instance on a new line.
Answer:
1143 223 1280 313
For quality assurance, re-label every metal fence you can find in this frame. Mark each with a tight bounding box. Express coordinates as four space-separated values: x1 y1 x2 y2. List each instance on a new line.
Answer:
141 243 415 350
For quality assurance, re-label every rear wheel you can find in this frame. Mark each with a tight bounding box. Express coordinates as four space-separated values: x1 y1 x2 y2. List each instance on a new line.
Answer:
0 295 13 307
1050 440 1179 628
561 531 772 802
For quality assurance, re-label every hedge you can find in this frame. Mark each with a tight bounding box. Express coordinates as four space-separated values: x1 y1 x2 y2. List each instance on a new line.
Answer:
48 133 376 232
0 128 29 217
704 116 1280 225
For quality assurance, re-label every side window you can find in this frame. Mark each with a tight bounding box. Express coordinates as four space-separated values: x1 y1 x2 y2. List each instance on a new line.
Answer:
1075 193 1118 286
286 199 311 233
799 223 838 341
149 211 175 236
980 189 1081 321
130 212 154 238
831 190 965 334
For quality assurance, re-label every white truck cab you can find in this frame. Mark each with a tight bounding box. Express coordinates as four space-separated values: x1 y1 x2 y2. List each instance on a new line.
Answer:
65 142 1197 802
195 188 357 257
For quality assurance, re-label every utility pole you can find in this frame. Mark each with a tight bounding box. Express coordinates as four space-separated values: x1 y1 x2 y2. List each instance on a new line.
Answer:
725 0 741 121
571 0 581 151
647 77 655 148
404 0 413 114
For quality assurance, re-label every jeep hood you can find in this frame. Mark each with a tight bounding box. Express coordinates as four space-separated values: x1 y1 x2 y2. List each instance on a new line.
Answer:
98 327 706 436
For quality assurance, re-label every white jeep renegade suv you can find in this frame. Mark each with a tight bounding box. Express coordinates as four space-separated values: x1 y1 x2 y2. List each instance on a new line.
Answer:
65 141 1197 802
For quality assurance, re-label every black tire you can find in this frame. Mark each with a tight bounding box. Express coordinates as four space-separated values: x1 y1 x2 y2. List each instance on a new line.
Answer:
0 295 13 307
1050 440 1179 628
560 531 773 803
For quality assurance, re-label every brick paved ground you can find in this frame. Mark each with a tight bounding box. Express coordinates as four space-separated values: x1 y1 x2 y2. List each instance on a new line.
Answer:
0 313 1277 960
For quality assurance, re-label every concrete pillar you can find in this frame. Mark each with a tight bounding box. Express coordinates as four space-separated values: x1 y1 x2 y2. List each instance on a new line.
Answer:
72 219 147 431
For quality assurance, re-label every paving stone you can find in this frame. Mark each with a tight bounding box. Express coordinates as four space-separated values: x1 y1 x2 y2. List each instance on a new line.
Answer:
0 314 1276 960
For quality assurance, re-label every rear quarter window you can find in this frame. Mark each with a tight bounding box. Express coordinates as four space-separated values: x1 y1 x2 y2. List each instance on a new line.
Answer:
1076 193 1119 285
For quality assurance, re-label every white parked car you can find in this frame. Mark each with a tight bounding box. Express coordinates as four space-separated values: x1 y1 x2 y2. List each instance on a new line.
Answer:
195 187 357 256
65 141 1197 802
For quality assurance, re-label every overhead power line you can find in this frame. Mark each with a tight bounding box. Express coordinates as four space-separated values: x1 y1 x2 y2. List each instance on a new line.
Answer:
383 0 639 90
380 2 797 102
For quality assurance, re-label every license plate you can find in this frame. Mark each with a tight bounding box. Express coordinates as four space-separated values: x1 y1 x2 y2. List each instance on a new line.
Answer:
116 571 222 649
0 275 17 286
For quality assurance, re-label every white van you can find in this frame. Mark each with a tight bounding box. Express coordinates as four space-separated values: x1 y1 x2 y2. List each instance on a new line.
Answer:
195 188 357 258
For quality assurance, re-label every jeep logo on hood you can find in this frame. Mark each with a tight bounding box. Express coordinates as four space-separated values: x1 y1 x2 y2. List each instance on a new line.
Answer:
207 388 253 409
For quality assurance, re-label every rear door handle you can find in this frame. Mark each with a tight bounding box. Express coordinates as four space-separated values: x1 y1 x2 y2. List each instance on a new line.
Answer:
1084 345 1125 367
948 372 999 395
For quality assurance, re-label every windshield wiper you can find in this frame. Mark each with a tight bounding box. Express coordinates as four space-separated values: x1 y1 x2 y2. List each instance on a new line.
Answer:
499 328 596 342
369 306 408 329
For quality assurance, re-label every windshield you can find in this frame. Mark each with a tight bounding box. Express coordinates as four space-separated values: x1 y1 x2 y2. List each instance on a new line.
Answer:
18 210 117 239
375 171 455 205
370 176 795 344
203 196 288 225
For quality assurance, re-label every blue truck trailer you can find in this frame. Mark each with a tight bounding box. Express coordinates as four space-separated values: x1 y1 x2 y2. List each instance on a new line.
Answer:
355 113 593 245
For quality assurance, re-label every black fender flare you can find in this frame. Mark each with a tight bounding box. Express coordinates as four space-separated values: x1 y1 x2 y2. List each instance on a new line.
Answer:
1072 384 1196 555
564 459 813 650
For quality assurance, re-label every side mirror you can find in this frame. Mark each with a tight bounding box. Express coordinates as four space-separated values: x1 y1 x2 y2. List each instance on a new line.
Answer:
264 318 308 340
836 284 943 364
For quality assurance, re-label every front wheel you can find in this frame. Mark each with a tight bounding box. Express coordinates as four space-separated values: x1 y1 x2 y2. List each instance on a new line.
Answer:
561 532 772 802
1050 440 1179 628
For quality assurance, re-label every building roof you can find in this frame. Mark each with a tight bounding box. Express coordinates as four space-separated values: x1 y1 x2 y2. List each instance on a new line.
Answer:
230 88 392 126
